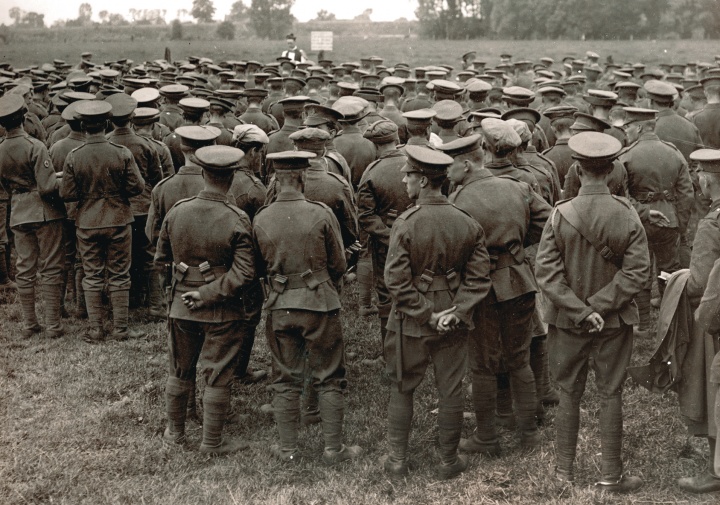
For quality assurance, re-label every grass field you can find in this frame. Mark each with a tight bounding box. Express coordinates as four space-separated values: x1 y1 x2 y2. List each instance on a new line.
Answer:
0 280 718 505
2 34 720 71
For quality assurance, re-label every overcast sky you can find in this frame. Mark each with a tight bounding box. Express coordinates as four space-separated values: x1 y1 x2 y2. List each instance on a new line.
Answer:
1 0 418 26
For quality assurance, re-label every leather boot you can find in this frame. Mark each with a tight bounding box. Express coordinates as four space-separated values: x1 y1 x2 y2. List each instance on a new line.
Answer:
18 287 41 338
357 255 376 315
555 391 580 481
678 437 720 492
74 267 87 319
382 389 413 476
164 376 192 445
110 290 146 340
495 372 517 429
302 383 321 426
42 284 64 338
199 385 248 454
530 336 559 409
461 372 500 451
83 290 105 343
599 394 624 483
510 366 540 450
272 390 301 462
319 389 362 465
147 271 166 321
436 396 467 480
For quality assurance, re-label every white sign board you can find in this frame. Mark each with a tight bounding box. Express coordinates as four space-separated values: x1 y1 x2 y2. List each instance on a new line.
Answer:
311 31 333 51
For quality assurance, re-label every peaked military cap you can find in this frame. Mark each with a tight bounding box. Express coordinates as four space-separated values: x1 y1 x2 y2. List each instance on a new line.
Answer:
568 131 622 165
131 107 160 125
465 79 492 94
106 93 138 118
288 127 331 149
159 84 189 99
131 87 160 105
303 104 343 126
61 100 88 121
194 145 244 172
75 100 113 122
700 76 720 88
433 100 464 122
332 96 369 122
644 80 676 103
175 125 221 148
502 86 535 103
537 86 566 97
437 134 483 157
363 120 399 143
690 149 720 173
543 105 578 121
501 107 541 126
179 97 211 115
468 109 503 122
622 107 657 125
570 112 610 132
403 108 437 125
266 151 316 170
402 145 453 176
583 89 618 107
0 94 26 121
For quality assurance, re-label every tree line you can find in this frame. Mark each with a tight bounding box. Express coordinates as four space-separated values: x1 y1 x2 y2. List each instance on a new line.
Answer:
417 0 720 40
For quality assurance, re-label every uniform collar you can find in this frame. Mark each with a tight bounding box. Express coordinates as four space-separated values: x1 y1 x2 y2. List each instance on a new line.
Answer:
463 168 495 185
416 194 448 205
178 165 203 175
578 183 611 195
638 132 659 142
341 124 361 134
5 128 26 139
485 158 513 169
197 190 229 202
85 134 108 144
275 188 305 201
111 126 133 135
657 109 675 118
68 131 85 141
379 148 404 159
554 138 569 145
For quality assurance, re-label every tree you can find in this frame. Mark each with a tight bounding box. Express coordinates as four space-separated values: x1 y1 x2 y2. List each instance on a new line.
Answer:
9 7 23 25
78 3 92 23
228 1 248 21
99 10 108 23
217 20 236 39
249 0 295 40
170 19 184 39
107 13 128 26
416 0 485 39
315 9 335 21
191 0 216 22
354 9 372 22
22 12 45 28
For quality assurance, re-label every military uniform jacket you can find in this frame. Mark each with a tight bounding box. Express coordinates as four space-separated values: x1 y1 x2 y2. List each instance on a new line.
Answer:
155 190 256 322
24 112 47 144
107 127 163 216
384 194 492 337
514 153 554 205
535 184 650 329
42 112 61 134
159 104 183 132
525 146 561 204
238 108 279 134
163 130 183 172
266 123 298 155
655 109 703 163
357 149 412 248
49 130 85 220
229 167 267 221
60 135 145 229
563 159 628 199
618 132 694 231
139 132 175 179
687 198 720 305
146 165 205 246
691 102 720 149
266 159 358 248
253 189 346 312
543 138 574 188
49 124 71 147
0 128 65 226
334 125 377 189
450 169 551 303
206 122 234 146
485 158 540 194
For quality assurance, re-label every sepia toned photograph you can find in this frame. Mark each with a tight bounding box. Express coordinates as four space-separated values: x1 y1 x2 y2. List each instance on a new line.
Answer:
1 1 719 503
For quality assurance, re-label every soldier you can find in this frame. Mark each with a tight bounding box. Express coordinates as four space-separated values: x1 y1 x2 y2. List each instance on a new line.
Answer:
692 76 720 149
60 100 146 342
582 89 626 146
253 151 362 464
48 100 87 319
432 100 464 143
132 108 175 179
302 104 352 183
238 88 279 134
0 94 65 337
156 145 256 455
619 107 694 335
480 118 540 192
535 132 650 492
357 120 412 364
163 97 210 172
158 84 188 132
131 88 172 141
502 86 549 151
106 92 164 309
676 148 720 493
265 96 312 181
378 82 408 144
440 134 550 456
645 80 703 162
206 97 235 146
400 79 433 113
332 96 376 190
381 145 491 479
9 84 47 144
542 106 578 190
0 172 14 293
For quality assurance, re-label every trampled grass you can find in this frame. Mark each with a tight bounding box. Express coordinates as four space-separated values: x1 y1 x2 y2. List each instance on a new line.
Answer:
0 282 717 504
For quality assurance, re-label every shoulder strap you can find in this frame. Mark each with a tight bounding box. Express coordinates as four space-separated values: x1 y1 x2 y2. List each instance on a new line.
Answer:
556 201 622 268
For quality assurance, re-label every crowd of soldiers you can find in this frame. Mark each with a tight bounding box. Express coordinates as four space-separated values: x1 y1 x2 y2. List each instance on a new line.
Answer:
1 44 720 494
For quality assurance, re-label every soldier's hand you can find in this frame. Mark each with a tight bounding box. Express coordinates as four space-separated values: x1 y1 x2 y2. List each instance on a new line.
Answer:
429 306 456 331
648 210 671 228
181 291 205 310
437 313 460 333
582 312 604 333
